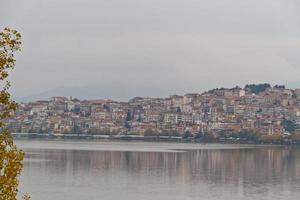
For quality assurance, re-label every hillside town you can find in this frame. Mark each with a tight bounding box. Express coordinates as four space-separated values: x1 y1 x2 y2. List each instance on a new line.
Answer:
7 84 300 141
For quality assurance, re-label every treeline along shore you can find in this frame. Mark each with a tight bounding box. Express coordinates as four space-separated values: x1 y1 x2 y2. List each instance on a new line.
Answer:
11 132 300 145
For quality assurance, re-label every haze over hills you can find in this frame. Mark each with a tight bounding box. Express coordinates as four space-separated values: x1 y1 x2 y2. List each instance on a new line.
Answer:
13 85 177 102
13 82 300 103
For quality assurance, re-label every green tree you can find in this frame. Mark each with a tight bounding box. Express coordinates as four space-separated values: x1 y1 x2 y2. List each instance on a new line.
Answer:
245 83 271 94
0 27 28 200
237 130 260 141
282 119 296 133
183 131 192 139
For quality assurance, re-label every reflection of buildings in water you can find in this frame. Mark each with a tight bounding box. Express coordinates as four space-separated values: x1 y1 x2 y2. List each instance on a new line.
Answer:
24 147 300 188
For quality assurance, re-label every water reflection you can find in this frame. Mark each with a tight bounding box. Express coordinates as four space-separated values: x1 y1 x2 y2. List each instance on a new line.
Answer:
21 145 300 200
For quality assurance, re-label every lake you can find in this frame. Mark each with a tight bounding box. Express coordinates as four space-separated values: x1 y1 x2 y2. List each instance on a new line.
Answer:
16 140 300 200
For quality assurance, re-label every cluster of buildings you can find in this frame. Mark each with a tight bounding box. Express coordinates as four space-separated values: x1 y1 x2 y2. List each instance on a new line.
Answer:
7 84 300 138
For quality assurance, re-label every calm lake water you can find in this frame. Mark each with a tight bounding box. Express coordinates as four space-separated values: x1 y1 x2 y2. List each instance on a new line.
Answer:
16 140 300 200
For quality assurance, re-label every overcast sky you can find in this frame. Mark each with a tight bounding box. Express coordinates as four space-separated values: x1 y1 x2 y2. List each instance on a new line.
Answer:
1 0 300 100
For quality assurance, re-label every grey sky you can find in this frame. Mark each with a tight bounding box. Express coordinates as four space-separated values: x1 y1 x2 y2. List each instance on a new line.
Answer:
1 0 300 100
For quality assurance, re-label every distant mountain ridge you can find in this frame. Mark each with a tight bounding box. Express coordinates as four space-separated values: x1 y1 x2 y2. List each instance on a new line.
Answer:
13 83 300 103
13 85 172 103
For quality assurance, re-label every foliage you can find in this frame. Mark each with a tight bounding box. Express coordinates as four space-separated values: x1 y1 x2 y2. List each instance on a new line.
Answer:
0 27 28 200
126 110 132 121
22 195 30 200
231 130 260 141
292 91 297 99
244 83 271 94
282 119 296 133
194 132 203 139
274 85 285 89
206 86 241 94
182 131 192 139
125 110 132 129
124 121 131 130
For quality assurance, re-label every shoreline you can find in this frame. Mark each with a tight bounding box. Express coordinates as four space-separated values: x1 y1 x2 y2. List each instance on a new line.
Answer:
11 133 300 146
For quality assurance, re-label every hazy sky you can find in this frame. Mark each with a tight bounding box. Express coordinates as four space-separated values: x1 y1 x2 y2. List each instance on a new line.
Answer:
1 0 300 100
